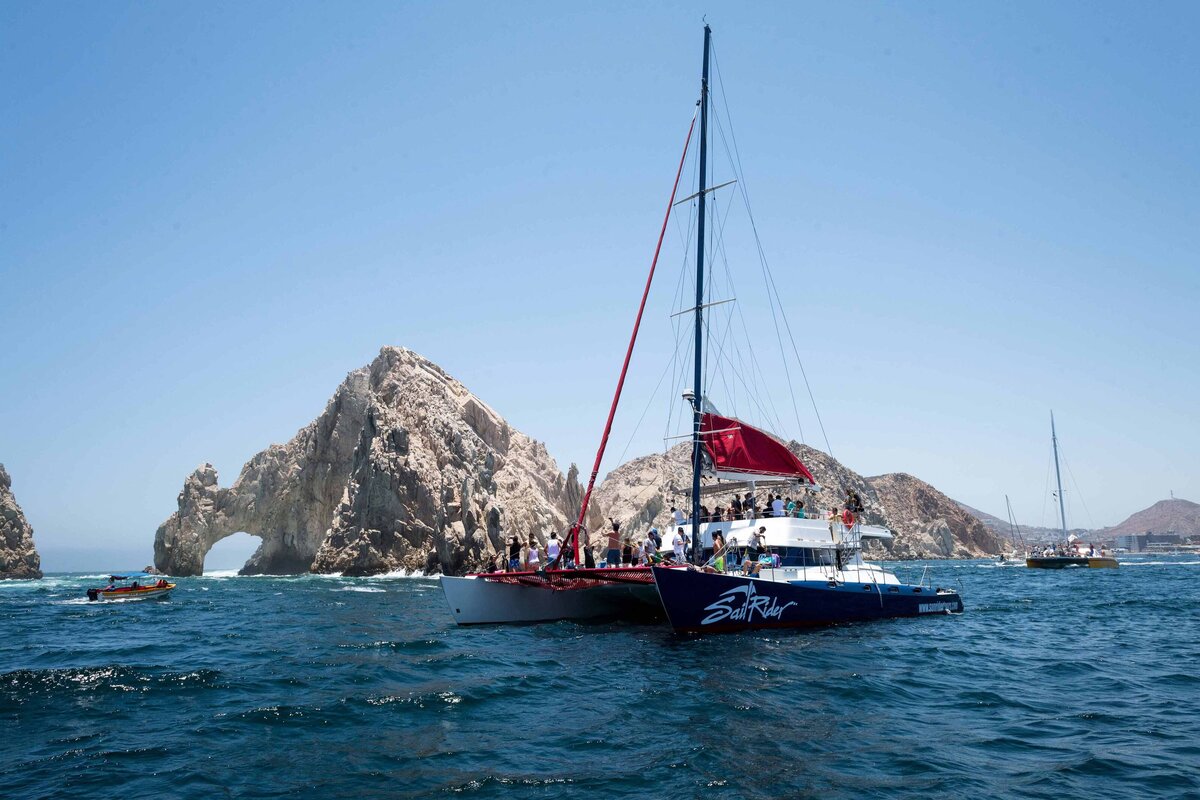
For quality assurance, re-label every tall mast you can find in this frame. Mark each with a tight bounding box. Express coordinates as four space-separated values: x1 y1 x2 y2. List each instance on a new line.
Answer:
1051 411 1068 539
690 24 711 563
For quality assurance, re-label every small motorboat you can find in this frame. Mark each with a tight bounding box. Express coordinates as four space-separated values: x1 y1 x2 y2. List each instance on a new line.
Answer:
86 573 175 602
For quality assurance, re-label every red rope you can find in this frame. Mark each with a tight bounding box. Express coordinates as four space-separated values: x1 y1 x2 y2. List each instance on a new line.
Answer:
570 110 698 564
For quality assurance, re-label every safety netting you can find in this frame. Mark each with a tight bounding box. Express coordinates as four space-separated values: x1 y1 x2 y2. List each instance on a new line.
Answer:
472 567 657 591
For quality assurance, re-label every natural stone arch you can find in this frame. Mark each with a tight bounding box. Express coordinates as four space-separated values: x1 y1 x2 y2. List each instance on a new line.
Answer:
203 531 263 573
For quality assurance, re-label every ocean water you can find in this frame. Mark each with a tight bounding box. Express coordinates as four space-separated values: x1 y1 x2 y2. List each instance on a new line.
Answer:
2 559 1198 799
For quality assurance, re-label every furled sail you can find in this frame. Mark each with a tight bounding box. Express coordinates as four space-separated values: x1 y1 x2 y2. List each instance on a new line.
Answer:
699 413 816 483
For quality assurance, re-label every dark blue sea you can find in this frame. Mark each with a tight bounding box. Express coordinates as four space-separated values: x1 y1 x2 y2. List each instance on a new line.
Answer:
3 558 1198 799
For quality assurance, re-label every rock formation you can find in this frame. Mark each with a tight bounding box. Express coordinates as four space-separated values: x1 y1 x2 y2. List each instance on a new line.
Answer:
155 347 600 576
0 464 42 580
593 442 1004 559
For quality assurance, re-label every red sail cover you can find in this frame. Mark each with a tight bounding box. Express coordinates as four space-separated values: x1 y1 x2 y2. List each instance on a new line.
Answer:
700 413 816 483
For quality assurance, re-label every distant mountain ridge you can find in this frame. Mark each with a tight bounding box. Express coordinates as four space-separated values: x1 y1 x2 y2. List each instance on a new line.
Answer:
956 497 1200 544
954 501 1089 544
1101 498 1200 538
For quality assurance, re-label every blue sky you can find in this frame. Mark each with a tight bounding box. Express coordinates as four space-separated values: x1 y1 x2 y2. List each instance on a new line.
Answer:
2 1 1197 570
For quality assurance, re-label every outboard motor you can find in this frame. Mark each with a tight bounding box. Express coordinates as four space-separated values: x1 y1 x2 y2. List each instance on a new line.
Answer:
86 588 99 602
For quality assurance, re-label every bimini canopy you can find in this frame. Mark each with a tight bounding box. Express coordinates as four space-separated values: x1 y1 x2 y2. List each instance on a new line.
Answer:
699 413 816 484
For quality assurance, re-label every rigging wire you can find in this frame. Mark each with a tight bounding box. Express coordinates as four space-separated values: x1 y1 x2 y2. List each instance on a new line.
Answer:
710 37 836 458
707 168 789 435
1059 445 1098 532
1041 447 1053 531
708 94 803 442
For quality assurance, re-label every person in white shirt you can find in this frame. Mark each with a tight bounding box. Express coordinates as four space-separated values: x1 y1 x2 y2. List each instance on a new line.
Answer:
672 527 688 563
771 495 784 517
672 507 685 527
546 532 561 565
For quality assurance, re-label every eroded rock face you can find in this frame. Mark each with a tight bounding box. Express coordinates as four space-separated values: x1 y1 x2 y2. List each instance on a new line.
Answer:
593 442 1003 559
864 472 1001 558
0 464 42 580
155 347 598 576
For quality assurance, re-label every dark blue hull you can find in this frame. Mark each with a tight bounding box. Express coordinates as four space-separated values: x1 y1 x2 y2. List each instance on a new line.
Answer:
651 566 964 633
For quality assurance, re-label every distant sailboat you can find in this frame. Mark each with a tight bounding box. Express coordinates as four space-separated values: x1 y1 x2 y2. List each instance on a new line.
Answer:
997 495 1025 564
1025 413 1118 569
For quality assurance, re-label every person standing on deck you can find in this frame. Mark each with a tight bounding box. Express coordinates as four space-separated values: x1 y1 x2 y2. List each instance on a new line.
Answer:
581 525 596 569
507 536 521 572
672 527 687 563
672 506 685 528
606 519 622 568
771 495 784 517
546 532 561 567
731 494 743 519
644 531 659 564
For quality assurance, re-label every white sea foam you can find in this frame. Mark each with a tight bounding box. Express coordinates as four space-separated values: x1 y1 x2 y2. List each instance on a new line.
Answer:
336 586 386 593
372 569 433 579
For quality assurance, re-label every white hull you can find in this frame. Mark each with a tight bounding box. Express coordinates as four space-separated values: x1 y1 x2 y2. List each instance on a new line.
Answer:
440 575 663 625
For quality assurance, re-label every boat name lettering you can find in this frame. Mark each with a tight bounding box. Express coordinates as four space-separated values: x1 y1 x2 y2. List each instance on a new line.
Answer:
918 601 955 614
700 582 797 626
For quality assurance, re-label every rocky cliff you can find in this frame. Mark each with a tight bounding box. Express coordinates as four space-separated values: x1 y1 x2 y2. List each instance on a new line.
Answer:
593 442 1003 559
155 347 599 576
0 464 42 580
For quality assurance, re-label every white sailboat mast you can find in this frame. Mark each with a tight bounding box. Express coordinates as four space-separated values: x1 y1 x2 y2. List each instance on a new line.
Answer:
1051 411 1068 539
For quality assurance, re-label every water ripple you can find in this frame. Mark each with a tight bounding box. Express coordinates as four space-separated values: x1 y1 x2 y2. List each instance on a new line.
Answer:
1 561 1198 798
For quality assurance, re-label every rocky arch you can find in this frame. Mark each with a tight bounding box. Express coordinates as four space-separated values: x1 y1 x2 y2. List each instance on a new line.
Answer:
203 531 263 572
154 348 604 577
152 462 341 576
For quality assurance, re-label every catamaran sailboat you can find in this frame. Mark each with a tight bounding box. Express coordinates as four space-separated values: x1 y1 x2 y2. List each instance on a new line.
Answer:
648 25 962 633
441 24 964 629
1025 413 1117 569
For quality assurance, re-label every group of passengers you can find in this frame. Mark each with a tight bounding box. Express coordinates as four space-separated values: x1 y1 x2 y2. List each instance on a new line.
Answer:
671 494 812 525
697 526 780 576
1033 543 1106 558
498 531 565 572
489 487 874 574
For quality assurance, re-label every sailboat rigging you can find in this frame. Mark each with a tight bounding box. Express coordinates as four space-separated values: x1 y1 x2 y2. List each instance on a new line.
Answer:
442 23 967 628
648 25 962 632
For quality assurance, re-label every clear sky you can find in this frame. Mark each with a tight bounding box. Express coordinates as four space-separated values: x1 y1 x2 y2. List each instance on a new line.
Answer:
3 1 1197 571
